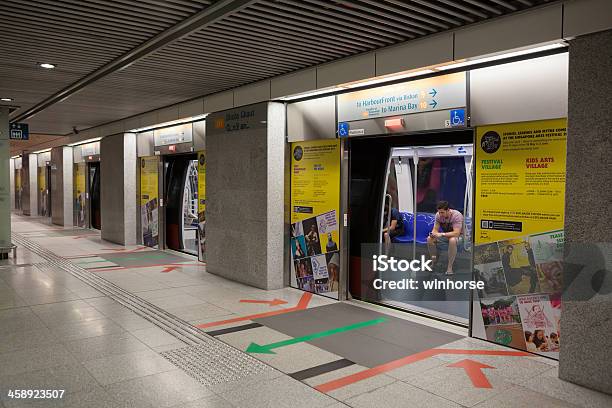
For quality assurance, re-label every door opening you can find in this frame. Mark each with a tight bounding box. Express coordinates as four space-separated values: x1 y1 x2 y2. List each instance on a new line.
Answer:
46 165 52 217
88 162 101 230
163 154 199 256
349 130 474 325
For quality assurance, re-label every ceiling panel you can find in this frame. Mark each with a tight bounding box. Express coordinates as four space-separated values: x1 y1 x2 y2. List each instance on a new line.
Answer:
1 0 556 135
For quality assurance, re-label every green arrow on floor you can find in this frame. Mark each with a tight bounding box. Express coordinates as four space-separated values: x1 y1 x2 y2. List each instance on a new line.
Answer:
246 317 387 354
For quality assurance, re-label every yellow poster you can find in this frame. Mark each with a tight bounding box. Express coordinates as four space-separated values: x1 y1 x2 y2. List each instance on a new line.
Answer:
473 118 566 360
290 139 341 298
475 118 567 244
37 167 46 193
140 156 159 247
74 162 86 227
15 169 21 209
37 167 47 216
197 151 206 261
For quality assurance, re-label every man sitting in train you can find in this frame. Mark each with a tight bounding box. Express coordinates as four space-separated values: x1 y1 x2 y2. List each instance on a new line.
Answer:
427 200 464 275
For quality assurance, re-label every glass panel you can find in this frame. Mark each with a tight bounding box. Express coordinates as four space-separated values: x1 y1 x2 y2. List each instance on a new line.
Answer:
181 160 199 256
375 150 472 323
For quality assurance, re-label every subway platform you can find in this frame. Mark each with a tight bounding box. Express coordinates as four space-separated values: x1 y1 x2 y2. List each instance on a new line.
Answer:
1 214 610 408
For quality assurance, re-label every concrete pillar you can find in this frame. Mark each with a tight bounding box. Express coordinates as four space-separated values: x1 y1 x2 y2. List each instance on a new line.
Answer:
100 133 137 245
206 102 286 289
560 29 612 394
0 107 10 250
50 146 73 227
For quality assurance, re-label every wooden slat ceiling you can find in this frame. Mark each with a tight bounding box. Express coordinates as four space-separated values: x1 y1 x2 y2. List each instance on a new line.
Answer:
0 0 555 135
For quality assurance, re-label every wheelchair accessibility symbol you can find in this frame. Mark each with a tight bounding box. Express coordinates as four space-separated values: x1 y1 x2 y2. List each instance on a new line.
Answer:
338 122 349 138
449 109 465 127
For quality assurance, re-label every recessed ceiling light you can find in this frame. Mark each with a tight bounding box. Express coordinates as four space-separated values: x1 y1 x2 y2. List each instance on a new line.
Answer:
39 63 56 69
0 97 13 102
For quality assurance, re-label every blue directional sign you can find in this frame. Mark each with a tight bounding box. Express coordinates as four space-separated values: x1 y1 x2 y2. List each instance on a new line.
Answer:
338 122 349 138
9 123 29 140
449 109 465 127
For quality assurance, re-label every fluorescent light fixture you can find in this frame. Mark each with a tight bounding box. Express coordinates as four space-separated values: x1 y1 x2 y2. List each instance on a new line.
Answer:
1 97 13 102
39 63 56 69
68 137 102 147
32 148 52 154
436 43 566 71
278 87 346 101
11 155 21 159
279 69 435 100
127 113 208 133
345 69 435 88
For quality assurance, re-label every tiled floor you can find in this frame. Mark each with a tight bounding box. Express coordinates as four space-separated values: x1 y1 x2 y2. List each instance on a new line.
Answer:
1 214 611 408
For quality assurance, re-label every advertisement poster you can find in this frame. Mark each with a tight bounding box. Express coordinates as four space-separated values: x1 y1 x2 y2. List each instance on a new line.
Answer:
140 156 159 248
473 118 566 359
197 151 206 261
37 167 48 216
14 169 21 210
517 294 561 357
73 162 86 227
290 139 341 298
475 118 567 244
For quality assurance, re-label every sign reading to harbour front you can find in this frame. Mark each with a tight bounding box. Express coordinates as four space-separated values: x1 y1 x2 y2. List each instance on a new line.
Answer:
337 72 466 122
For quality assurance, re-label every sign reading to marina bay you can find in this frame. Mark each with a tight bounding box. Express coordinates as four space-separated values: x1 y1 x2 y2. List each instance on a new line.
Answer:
337 72 466 122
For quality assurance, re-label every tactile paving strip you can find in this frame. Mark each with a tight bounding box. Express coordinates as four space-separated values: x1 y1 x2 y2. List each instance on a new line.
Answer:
12 232 279 388
161 343 274 387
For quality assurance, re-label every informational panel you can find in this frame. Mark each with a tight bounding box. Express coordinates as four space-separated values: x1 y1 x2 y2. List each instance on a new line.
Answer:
154 123 193 146
290 139 341 299
37 167 48 216
14 168 21 210
140 156 159 248
337 72 466 123
73 163 86 227
473 118 566 359
197 151 206 261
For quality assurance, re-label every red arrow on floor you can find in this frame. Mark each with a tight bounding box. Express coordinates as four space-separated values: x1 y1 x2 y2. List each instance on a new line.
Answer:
161 266 180 273
447 359 495 388
239 299 288 306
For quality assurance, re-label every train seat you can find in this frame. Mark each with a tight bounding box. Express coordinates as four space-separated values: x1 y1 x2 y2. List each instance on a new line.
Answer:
392 212 414 243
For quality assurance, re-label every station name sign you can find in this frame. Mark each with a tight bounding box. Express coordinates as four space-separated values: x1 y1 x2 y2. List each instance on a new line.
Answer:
337 72 466 123
207 102 267 136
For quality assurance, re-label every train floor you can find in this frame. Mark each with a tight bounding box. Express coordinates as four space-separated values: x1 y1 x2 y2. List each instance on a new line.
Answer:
1 214 610 408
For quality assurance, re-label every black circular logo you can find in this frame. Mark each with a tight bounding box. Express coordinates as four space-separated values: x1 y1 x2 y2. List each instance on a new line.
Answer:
293 146 303 161
199 155 206 166
481 131 501 154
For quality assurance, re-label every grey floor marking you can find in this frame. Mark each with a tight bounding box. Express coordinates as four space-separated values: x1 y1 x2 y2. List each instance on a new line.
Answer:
289 359 355 381
206 322 263 337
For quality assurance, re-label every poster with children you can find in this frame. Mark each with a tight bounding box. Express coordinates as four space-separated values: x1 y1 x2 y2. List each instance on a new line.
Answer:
517 294 560 357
